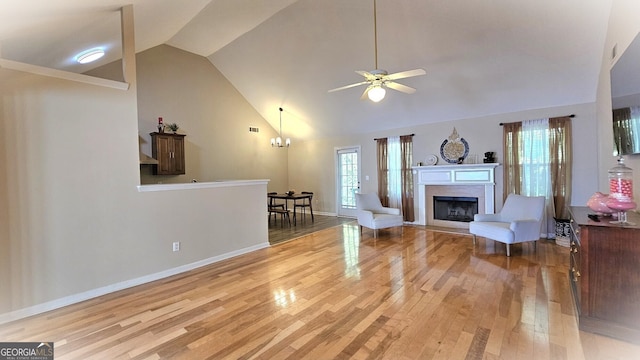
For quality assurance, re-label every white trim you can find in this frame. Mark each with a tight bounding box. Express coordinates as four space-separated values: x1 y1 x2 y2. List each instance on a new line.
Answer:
137 179 270 192
413 164 500 226
0 242 269 325
335 146 361 217
0 58 130 90
306 210 340 217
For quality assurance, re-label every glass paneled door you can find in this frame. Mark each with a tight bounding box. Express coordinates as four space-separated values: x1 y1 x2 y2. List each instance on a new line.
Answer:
336 147 360 217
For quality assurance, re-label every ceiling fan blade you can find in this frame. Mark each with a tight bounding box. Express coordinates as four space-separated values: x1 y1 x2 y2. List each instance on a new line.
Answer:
386 81 416 94
385 68 426 81
360 86 372 100
355 70 377 81
328 81 370 93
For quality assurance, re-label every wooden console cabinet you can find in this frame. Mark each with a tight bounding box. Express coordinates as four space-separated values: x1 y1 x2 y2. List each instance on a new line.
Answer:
150 132 186 175
568 206 640 344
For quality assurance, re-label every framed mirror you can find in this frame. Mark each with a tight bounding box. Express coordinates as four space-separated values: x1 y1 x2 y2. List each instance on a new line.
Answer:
611 32 640 156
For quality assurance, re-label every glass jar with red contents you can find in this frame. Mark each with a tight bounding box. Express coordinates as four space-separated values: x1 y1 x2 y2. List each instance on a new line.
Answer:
609 157 634 202
607 157 636 224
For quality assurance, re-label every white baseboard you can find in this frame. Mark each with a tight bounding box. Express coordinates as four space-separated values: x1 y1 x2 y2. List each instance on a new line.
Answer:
267 208 354 218
0 242 270 325
284 209 342 217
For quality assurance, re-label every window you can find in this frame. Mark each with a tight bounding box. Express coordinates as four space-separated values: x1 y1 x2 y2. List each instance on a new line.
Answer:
503 116 572 237
376 135 415 221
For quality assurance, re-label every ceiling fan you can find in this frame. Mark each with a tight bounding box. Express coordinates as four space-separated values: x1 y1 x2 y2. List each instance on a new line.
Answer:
328 0 426 102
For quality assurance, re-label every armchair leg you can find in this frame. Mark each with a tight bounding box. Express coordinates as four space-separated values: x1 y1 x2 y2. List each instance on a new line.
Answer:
506 244 511 257
472 235 476 246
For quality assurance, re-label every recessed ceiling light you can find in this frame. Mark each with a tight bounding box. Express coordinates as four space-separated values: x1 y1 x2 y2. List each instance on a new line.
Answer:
75 48 105 64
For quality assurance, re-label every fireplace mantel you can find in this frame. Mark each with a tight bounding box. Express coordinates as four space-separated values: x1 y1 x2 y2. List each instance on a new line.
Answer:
412 163 499 226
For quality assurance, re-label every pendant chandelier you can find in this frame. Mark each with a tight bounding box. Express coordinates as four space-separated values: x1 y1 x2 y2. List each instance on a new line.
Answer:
271 107 290 148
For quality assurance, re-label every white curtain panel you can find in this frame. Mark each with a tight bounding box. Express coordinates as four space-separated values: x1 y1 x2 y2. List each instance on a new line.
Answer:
387 136 402 211
521 118 555 238
631 106 640 148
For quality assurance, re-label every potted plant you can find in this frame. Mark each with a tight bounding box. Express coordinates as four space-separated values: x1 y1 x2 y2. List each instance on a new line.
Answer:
167 123 179 133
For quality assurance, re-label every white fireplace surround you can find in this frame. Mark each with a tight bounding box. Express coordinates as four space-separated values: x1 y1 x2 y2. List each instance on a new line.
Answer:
413 163 499 226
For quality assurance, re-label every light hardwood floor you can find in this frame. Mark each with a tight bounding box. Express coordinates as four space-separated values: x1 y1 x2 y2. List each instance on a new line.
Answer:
268 214 354 245
1 225 639 359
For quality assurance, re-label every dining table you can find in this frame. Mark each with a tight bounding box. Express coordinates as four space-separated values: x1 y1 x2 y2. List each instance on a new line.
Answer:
268 192 314 225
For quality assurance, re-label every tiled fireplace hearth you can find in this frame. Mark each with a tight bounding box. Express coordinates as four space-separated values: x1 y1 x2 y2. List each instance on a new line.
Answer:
413 163 499 229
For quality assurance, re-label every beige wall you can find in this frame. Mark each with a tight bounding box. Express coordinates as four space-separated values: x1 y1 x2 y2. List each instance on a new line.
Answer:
0 59 270 319
134 45 288 190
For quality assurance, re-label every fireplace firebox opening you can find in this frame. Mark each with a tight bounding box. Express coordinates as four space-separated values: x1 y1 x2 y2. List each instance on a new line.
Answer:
433 196 478 223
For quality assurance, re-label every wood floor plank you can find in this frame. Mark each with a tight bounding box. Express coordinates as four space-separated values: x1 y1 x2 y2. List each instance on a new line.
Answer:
2 226 640 359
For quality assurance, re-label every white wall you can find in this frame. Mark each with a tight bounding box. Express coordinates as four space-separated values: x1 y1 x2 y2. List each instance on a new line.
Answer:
596 0 640 205
290 102 598 215
291 0 640 219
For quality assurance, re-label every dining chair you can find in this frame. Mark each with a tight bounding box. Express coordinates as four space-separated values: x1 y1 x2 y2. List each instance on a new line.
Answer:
267 192 285 224
294 191 314 225
267 192 291 227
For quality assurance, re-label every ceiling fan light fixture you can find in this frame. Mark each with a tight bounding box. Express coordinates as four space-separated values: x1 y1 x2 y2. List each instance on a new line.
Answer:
368 86 386 102
75 47 105 64
327 0 426 101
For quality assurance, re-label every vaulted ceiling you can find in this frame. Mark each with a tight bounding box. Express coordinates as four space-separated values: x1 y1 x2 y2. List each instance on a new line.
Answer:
0 0 612 140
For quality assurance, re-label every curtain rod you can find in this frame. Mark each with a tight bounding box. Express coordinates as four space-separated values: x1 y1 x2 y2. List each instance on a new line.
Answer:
499 114 574 126
373 133 414 141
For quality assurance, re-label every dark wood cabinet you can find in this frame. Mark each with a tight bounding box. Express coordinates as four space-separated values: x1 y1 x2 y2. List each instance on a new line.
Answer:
150 132 186 175
568 206 640 344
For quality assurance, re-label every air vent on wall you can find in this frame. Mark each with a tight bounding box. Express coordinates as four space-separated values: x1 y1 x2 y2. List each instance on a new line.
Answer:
249 127 259 133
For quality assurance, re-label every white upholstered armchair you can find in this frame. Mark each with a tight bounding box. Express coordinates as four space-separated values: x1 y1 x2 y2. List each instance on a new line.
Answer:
469 194 545 256
355 193 404 238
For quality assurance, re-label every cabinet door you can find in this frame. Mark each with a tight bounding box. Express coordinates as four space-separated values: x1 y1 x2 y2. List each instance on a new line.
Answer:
588 226 640 328
155 135 173 174
151 133 186 175
171 136 185 174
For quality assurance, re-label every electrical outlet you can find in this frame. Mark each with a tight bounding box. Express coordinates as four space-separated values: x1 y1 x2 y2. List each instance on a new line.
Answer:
172 242 180 252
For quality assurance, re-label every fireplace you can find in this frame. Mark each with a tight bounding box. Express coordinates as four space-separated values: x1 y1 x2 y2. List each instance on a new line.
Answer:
426 185 485 228
413 163 499 228
433 196 478 222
